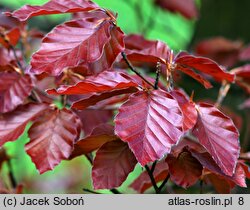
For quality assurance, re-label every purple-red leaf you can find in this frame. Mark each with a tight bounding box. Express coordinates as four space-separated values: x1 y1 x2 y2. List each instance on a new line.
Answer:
30 18 124 76
195 37 242 67
166 151 202 188
175 54 235 84
92 140 137 189
0 72 33 113
155 0 198 19
47 71 139 95
72 87 138 110
115 89 183 166
124 34 170 64
5 0 99 22
129 161 168 193
76 109 113 136
26 108 79 174
0 103 49 147
171 90 198 131
70 124 117 159
192 103 240 176
231 64 250 94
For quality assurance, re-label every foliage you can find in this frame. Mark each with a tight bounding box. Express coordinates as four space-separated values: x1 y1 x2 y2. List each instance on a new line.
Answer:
0 0 250 194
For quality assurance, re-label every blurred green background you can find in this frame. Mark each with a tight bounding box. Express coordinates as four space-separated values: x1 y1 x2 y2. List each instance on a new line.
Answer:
0 0 249 193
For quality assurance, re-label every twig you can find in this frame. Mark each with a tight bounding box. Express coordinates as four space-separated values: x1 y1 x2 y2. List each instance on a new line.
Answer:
154 62 161 89
83 188 102 194
215 81 231 108
199 180 204 194
145 165 159 193
158 174 170 193
121 52 155 88
9 45 24 72
150 161 157 174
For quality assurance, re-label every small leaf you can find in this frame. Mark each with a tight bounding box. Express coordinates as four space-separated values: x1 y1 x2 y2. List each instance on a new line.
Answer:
72 87 138 110
195 37 242 67
0 103 49 147
26 108 80 174
171 90 198 131
0 28 21 48
192 103 240 176
175 54 235 84
124 34 170 64
115 89 183 166
30 18 124 76
166 151 203 188
47 71 139 95
155 0 198 19
0 72 33 113
70 124 118 159
92 140 137 189
129 161 168 193
5 0 99 22
76 109 113 136
232 64 250 94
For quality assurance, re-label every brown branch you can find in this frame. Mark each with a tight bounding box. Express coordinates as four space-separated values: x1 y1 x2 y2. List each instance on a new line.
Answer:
158 174 170 193
215 81 231 108
121 52 155 88
154 62 161 89
145 165 160 193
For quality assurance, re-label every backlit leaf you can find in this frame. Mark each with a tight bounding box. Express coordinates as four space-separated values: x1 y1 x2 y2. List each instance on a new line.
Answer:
115 89 183 165
30 18 124 76
0 72 33 113
26 108 80 174
0 103 49 147
5 0 99 22
192 103 240 176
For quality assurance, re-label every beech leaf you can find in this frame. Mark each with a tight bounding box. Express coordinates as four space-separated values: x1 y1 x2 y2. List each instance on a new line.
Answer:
166 151 203 188
0 72 33 113
70 124 118 159
5 0 99 22
92 140 137 189
192 103 240 176
0 103 49 147
30 18 124 76
26 108 80 174
115 89 183 166
47 71 139 95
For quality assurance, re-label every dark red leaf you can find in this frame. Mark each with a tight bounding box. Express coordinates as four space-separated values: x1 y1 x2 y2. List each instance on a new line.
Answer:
166 151 202 188
124 34 170 64
195 37 242 67
129 161 168 193
175 55 235 85
5 0 99 22
76 109 113 136
115 89 183 166
92 140 137 189
176 65 213 88
155 0 198 19
239 44 250 61
47 71 139 95
204 173 231 194
72 87 138 110
0 28 21 48
171 90 198 131
30 18 124 76
0 72 33 113
0 103 49 147
26 108 80 174
192 103 240 176
70 124 118 159
0 47 23 68
232 64 250 94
